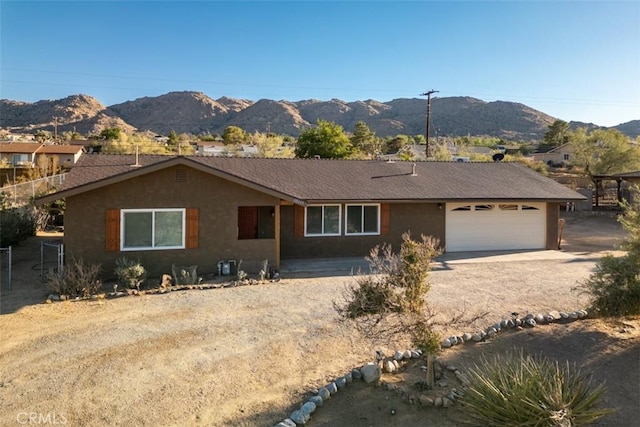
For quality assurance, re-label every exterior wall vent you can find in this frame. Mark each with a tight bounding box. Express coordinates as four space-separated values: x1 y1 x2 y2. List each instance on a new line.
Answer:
175 168 188 182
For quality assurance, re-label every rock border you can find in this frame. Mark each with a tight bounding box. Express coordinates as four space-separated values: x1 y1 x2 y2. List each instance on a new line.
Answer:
272 308 589 426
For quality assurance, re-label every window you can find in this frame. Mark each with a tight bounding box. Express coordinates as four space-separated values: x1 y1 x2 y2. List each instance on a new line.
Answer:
474 204 495 211
499 204 518 211
12 154 29 166
522 205 540 211
346 204 380 235
452 205 472 211
121 208 185 250
238 206 275 240
305 205 340 236
563 154 570 161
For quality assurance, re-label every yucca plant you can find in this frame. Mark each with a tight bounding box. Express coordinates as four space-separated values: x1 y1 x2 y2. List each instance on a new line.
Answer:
463 350 613 426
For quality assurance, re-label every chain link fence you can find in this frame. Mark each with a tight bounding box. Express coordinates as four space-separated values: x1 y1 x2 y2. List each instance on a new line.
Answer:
0 173 67 207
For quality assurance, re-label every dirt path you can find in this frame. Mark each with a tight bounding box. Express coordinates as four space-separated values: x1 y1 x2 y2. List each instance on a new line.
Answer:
0 211 635 426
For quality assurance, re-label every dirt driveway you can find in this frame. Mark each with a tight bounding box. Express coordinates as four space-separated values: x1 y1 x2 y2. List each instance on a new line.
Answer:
0 211 637 426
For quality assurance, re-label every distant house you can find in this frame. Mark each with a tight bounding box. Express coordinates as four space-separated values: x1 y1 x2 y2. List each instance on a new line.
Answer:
531 143 574 166
37 155 585 279
0 142 41 167
36 144 85 169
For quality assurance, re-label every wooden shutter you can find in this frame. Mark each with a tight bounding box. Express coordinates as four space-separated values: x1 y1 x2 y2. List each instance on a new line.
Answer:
294 205 305 238
105 209 120 252
380 203 390 235
186 208 199 249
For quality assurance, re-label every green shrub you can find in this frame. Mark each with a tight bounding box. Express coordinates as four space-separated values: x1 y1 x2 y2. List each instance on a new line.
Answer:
114 257 147 291
46 258 102 297
576 194 640 317
577 253 640 316
0 207 36 246
463 350 613 426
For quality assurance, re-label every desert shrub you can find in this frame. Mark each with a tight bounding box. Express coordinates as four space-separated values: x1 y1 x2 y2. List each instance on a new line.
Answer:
576 194 640 316
0 207 36 246
577 253 640 316
114 257 147 291
336 232 441 321
463 350 613 426
46 258 102 297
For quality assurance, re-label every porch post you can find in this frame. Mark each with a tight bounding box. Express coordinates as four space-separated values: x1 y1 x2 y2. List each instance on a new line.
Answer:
274 204 281 270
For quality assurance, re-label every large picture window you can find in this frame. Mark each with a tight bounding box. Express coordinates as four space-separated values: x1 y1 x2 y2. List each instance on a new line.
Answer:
121 208 185 250
305 205 340 236
346 204 380 235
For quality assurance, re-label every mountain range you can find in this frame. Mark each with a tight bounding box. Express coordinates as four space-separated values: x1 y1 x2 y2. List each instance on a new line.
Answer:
1 92 638 141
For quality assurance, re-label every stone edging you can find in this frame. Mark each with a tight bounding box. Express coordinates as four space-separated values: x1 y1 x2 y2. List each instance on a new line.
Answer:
272 308 589 426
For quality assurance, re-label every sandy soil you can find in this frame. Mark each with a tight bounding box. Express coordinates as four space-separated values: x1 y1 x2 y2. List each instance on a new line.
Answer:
0 211 637 426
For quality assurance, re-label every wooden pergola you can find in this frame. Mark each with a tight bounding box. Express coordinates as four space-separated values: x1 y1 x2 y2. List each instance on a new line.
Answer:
591 171 640 208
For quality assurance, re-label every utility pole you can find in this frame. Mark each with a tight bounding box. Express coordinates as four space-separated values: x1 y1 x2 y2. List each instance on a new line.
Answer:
52 116 59 142
420 90 438 158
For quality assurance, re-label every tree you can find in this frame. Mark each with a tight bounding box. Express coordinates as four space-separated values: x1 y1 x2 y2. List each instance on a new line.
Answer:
350 122 381 158
542 119 570 148
571 128 640 176
222 126 247 145
249 132 294 158
100 128 121 141
34 130 51 143
384 135 410 154
335 233 443 386
168 130 179 145
295 120 353 159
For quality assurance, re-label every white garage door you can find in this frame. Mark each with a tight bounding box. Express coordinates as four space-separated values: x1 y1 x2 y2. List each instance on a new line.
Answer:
445 202 546 252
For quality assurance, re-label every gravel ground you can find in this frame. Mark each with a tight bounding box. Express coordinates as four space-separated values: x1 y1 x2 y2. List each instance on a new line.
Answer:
0 211 628 426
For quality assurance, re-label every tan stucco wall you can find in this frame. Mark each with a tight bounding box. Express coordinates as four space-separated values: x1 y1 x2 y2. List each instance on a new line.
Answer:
64 165 280 279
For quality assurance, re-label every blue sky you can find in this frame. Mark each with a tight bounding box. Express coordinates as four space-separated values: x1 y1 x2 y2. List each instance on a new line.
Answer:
1 1 638 127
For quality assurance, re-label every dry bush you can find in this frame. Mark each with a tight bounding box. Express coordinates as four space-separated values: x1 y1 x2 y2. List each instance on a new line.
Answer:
46 258 102 297
335 232 442 352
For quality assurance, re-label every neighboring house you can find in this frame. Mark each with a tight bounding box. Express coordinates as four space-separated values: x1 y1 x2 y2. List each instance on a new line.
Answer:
0 142 41 167
36 155 585 278
530 143 575 165
197 141 227 156
36 144 85 169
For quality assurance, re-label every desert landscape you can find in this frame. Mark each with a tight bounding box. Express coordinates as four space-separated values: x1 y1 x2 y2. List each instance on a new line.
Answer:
0 211 637 426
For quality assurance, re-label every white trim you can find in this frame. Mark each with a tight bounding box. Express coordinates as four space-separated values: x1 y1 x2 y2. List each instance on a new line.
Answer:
121 208 186 251
304 204 342 237
345 203 381 236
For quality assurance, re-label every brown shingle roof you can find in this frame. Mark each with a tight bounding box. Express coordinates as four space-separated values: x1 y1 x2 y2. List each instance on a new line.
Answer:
38 154 586 204
36 145 85 154
0 142 42 154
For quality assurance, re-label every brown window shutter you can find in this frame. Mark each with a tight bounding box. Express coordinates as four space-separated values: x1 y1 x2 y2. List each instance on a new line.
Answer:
186 208 199 249
105 209 120 252
380 203 390 235
294 205 304 238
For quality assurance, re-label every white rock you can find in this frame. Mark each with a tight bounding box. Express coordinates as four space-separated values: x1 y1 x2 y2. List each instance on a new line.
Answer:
442 338 452 348
383 360 395 373
403 350 412 359
394 350 404 361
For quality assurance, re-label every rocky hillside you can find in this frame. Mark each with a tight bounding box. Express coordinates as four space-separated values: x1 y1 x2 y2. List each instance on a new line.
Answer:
1 92 637 141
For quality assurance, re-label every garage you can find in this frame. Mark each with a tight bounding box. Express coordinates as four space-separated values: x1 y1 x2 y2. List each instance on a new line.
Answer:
445 202 546 252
